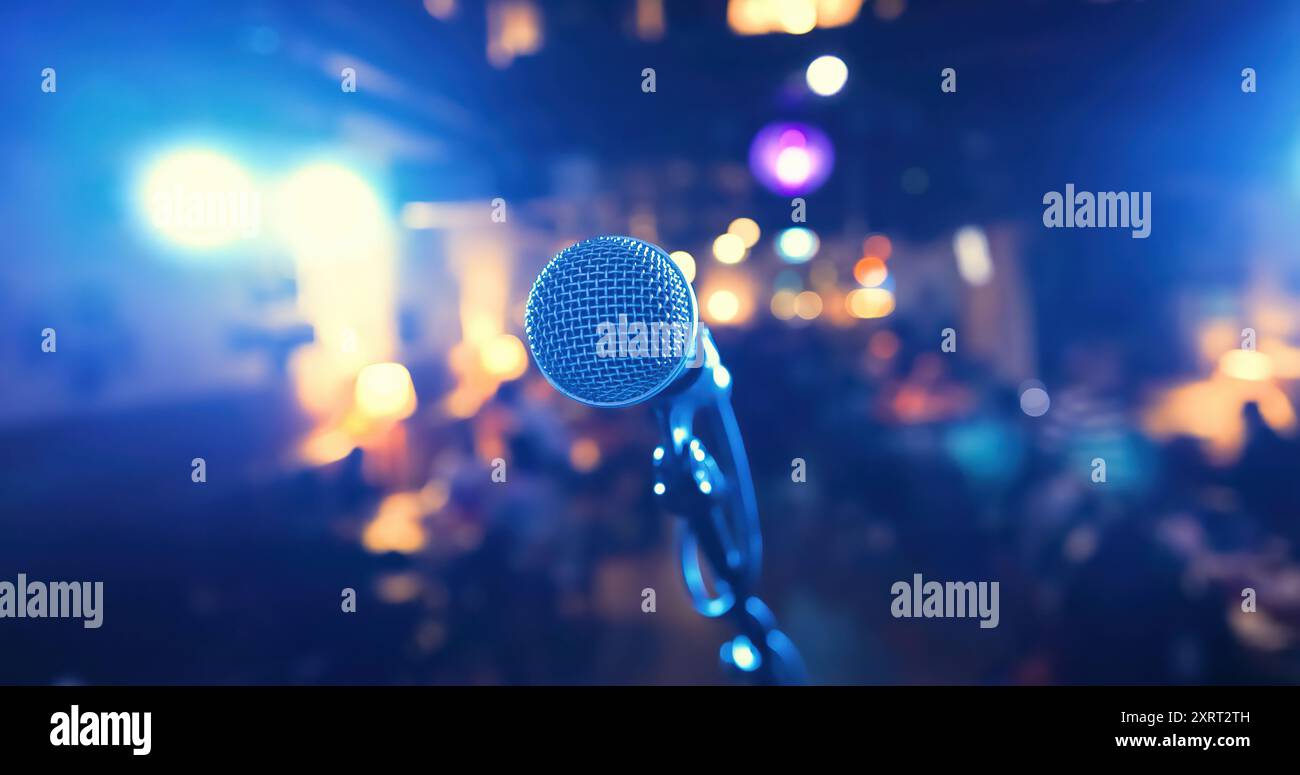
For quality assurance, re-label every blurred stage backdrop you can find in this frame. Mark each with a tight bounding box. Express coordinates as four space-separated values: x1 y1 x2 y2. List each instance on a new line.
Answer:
3 0 1300 684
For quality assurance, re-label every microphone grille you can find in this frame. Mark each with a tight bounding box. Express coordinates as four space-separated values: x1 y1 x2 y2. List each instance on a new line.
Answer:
525 236 697 407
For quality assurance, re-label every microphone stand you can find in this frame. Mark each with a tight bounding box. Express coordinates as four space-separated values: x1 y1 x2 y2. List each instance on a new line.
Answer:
652 327 806 685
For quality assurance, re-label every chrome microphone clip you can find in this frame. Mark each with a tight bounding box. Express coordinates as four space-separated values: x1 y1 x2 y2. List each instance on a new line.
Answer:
651 327 805 685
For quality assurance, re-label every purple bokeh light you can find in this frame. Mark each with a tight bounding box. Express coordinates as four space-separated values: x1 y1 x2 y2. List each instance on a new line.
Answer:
748 121 834 196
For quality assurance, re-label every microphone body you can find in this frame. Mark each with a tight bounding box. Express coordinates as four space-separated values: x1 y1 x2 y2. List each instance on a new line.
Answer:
525 236 805 685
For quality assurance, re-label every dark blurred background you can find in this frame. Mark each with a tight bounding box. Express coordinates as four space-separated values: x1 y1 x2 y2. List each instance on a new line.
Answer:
3 0 1300 684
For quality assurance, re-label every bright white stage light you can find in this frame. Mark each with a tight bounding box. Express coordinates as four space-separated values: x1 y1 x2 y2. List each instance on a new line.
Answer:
806 55 848 96
138 148 260 250
274 163 387 259
953 225 993 286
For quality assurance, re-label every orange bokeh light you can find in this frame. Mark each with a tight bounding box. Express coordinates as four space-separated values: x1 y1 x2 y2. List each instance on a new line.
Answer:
853 256 888 287
847 288 896 319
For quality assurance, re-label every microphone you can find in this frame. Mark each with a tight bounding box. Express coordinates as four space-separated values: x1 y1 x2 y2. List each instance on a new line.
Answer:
525 235 806 685
524 235 699 407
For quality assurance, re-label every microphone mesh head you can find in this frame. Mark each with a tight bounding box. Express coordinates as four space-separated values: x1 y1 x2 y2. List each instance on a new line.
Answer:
525 236 697 407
